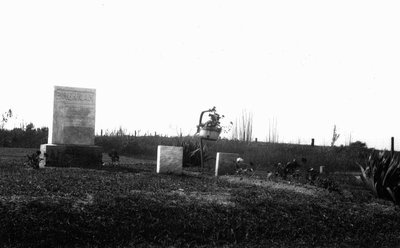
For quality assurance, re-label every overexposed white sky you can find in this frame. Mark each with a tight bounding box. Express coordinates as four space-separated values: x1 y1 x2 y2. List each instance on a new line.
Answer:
1 0 400 149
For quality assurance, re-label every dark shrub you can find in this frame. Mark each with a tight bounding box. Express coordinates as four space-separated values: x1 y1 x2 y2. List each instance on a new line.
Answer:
358 151 400 204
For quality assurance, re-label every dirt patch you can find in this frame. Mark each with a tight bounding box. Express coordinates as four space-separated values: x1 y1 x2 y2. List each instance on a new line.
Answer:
129 188 235 207
221 175 326 197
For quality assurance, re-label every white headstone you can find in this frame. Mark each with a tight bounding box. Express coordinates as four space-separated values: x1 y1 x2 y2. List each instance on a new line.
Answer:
157 145 183 174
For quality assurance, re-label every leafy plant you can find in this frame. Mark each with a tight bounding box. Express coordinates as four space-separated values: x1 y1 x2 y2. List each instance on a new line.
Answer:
25 150 44 169
235 157 255 175
108 149 120 165
198 106 224 132
181 140 212 167
274 158 306 179
306 167 318 183
357 151 400 204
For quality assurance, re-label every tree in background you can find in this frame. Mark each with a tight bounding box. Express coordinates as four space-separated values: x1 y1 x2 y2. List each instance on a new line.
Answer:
0 109 48 147
268 117 279 143
349 141 367 149
231 110 253 142
331 125 340 147
1 109 12 130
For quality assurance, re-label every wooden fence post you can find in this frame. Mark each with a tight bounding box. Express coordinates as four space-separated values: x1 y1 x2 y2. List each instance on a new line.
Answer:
391 137 394 157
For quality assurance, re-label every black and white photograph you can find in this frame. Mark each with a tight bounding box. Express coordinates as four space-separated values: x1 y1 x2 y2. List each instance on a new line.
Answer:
1 1 400 247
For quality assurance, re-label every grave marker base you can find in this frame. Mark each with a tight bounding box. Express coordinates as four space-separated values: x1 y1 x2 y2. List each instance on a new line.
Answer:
40 144 102 168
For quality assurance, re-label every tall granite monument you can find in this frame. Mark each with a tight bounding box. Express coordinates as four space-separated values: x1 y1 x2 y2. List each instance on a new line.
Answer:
39 86 102 168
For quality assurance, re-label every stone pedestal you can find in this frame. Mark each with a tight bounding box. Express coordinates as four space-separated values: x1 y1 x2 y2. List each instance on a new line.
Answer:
40 86 102 168
157 145 183 174
40 144 102 168
215 152 239 176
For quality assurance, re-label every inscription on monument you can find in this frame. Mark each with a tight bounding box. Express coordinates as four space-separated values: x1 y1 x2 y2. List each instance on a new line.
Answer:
51 86 96 145
55 90 95 103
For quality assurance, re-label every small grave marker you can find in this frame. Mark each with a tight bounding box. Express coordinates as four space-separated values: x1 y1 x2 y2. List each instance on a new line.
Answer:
157 145 183 174
215 152 239 176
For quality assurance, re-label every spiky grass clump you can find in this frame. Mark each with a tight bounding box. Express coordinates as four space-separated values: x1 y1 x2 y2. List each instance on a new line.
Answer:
358 151 400 204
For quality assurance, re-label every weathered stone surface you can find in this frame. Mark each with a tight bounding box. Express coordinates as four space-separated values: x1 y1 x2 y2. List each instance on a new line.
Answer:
215 152 239 176
39 86 101 168
51 86 96 145
157 145 183 174
40 144 102 168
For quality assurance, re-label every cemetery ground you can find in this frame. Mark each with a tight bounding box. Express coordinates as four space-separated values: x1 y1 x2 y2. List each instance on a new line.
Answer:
1 148 400 247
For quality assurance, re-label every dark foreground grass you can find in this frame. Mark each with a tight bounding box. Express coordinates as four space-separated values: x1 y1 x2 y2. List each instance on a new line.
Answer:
1 152 400 247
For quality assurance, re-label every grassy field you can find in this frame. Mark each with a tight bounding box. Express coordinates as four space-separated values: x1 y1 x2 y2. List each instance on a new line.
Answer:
0 132 379 172
1 147 400 247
